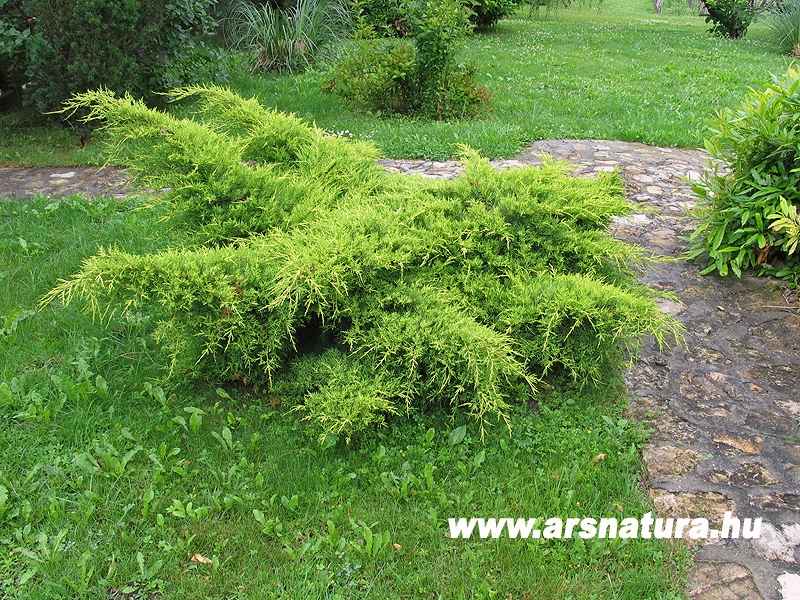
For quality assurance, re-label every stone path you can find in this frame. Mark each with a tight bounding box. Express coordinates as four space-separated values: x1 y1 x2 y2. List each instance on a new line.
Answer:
2 140 799 600
0 166 131 200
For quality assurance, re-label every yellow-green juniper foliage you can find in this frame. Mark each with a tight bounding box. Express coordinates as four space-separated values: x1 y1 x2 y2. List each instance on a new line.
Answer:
46 86 681 440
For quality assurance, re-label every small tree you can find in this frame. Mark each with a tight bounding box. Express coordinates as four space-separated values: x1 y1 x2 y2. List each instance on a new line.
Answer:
408 0 472 114
702 0 754 38
323 0 493 119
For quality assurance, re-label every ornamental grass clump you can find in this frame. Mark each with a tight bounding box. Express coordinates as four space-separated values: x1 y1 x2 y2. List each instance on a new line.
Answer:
45 85 681 441
767 0 800 58
224 0 353 73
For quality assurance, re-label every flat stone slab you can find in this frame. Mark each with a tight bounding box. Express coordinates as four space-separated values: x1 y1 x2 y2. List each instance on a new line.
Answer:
687 562 763 599
0 166 132 199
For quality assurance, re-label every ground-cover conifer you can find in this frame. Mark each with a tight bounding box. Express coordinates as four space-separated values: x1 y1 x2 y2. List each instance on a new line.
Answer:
45 85 681 441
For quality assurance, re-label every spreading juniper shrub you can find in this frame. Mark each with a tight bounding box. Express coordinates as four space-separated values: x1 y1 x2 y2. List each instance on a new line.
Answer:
45 85 681 442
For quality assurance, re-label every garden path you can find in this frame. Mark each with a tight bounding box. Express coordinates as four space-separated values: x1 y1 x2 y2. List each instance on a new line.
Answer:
2 140 799 600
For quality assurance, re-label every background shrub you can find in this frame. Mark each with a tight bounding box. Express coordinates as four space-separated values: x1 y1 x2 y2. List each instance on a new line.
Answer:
466 0 517 27
686 65 800 283
21 0 220 115
701 0 754 38
352 0 410 36
48 86 680 441
324 0 492 119
0 0 31 102
321 38 416 113
224 0 352 73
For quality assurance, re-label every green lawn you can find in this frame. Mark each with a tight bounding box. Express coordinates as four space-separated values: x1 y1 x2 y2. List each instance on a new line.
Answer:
233 0 788 160
0 0 791 165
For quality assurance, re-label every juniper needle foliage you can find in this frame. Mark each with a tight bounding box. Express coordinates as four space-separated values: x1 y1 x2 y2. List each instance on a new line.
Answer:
46 86 680 441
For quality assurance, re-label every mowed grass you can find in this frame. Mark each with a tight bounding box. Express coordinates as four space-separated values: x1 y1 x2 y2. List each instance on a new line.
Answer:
0 108 111 168
0 0 791 165
0 195 690 598
234 0 789 159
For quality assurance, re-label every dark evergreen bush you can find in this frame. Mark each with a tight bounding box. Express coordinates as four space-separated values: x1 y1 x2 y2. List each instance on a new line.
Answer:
19 0 219 114
324 0 493 119
702 0 754 38
466 0 518 27
0 0 30 101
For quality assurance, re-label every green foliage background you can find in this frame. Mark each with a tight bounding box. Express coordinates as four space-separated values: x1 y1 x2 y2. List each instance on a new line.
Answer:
5 0 220 114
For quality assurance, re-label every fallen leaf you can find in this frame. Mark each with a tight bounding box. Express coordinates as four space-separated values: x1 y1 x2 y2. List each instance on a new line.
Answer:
590 453 606 465
393 543 402 551
190 553 212 565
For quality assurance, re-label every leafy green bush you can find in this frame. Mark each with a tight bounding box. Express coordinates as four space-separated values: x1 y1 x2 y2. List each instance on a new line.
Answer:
0 0 30 99
321 37 490 118
686 65 800 283
466 0 517 27
321 38 416 113
409 0 472 113
224 0 352 73
47 86 680 441
702 0 754 38
20 0 220 114
325 0 492 119
767 0 800 57
351 0 410 37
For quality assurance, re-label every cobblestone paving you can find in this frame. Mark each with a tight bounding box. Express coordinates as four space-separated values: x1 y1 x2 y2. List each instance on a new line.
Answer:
2 139 799 599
